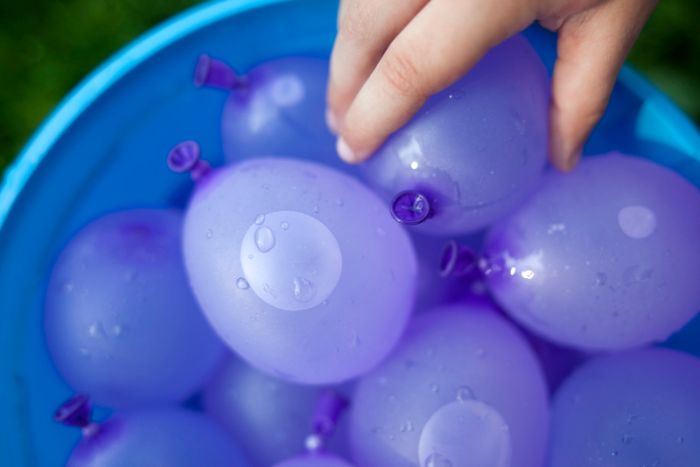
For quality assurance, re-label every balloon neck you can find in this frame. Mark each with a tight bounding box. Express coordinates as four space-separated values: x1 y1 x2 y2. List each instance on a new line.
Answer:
440 240 484 279
167 140 211 182
391 190 432 225
305 390 349 453
54 394 100 438
194 54 247 91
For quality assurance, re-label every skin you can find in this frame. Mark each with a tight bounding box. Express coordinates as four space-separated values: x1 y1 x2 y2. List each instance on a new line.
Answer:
326 0 658 171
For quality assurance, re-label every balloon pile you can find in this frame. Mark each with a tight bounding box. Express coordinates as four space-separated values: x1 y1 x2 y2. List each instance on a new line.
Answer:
43 33 700 467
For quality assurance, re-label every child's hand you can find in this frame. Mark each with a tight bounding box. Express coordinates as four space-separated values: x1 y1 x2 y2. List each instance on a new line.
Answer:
327 0 657 171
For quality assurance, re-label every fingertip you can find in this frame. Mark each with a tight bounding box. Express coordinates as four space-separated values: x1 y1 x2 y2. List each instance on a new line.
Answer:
549 130 582 173
336 136 372 165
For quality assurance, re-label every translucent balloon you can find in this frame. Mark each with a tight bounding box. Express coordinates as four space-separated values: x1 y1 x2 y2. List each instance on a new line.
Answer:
273 454 355 467
178 147 417 384
203 357 350 465
55 396 249 467
44 209 224 408
548 348 700 467
362 35 548 236
195 55 346 171
418 398 512 467
349 303 548 467
483 153 700 350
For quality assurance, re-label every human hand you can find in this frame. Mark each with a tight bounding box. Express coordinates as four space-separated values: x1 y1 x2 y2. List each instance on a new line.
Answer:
326 0 657 171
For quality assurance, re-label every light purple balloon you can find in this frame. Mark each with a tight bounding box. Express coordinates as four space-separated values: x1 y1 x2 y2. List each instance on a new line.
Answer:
548 348 700 467
203 357 350 465
273 453 355 467
362 34 548 235
44 209 224 408
182 157 417 384
195 55 347 172
483 153 700 350
59 402 249 467
349 303 549 467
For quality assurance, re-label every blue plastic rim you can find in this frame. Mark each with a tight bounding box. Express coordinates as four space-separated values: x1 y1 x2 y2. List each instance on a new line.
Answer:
0 0 699 465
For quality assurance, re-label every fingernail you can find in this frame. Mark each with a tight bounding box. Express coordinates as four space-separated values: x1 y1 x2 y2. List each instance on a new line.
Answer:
336 137 356 163
326 108 339 134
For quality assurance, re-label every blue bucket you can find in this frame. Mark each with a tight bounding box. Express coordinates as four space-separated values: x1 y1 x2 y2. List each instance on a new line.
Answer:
1 0 699 465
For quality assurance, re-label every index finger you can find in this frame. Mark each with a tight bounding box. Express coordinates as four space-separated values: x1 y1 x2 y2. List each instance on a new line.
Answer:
336 0 536 163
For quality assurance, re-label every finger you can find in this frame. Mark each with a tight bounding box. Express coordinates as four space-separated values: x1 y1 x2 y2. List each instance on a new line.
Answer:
337 0 536 163
327 0 428 132
549 0 657 171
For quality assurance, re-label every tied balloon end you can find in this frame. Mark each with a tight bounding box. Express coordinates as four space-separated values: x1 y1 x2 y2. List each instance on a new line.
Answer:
391 191 432 225
167 140 211 182
54 394 99 437
306 390 349 453
194 54 246 90
440 240 482 279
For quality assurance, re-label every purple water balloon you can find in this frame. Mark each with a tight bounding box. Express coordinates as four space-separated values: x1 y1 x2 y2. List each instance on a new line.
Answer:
273 454 355 467
349 303 549 467
548 348 700 466
482 153 700 350
362 34 548 236
195 55 346 171
203 357 350 465
44 209 224 408
178 147 417 384
56 395 249 467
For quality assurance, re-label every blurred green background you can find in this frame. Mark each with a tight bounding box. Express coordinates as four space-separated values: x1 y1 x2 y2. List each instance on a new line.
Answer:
0 0 698 175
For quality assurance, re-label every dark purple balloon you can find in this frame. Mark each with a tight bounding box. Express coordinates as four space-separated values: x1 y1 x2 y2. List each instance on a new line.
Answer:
362 34 549 236
483 153 700 350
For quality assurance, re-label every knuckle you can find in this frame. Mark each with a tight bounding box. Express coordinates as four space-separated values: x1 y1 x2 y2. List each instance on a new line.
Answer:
379 48 424 97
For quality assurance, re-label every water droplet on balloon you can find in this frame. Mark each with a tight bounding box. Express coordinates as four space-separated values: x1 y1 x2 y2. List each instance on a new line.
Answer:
280 222 289 231
376 227 386 236
618 205 657 239
206 229 213 239
112 324 124 337
292 277 315 303
595 272 608 286
621 433 633 445
351 334 361 347
312 205 320 214
424 452 454 467
236 277 250 289
255 214 265 225
677 436 685 444
448 90 465 100
335 198 344 207
430 383 440 393
611 449 619 457
255 227 275 253
304 433 323 452
63 282 74 293
88 322 106 339
456 386 475 402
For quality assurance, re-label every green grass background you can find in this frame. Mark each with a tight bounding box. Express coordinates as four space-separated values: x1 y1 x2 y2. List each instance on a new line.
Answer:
0 0 698 175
